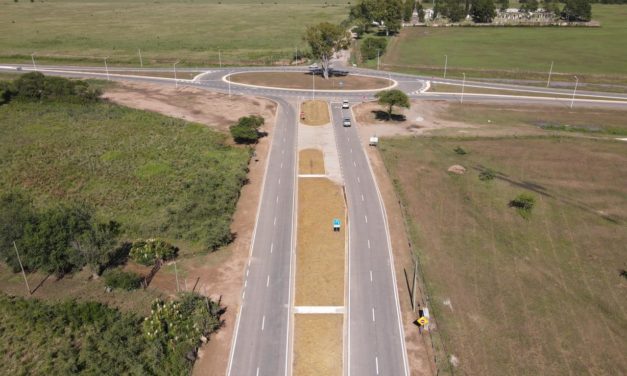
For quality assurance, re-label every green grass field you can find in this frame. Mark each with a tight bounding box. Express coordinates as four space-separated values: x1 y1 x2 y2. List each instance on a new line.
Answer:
382 5 627 83
381 135 627 375
0 0 348 66
0 100 250 253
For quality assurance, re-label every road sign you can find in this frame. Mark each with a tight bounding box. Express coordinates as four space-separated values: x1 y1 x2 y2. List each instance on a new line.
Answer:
417 316 428 326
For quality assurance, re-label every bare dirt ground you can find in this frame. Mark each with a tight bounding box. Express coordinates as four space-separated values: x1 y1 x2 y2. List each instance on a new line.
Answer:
230 72 392 91
103 81 276 134
293 314 343 376
296 178 345 306
301 100 330 126
100 81 278 376
299 149 325 175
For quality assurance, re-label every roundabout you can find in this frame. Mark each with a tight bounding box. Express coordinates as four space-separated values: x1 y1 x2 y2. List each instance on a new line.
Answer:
226 71 396 92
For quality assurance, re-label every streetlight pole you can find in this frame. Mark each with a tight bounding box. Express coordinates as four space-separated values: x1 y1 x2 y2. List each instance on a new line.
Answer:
219 50 222 69
546 61 553 88
570 75 579 109
138 49 143 68
31 53 37 71
312 72 315 100
377 49 380 70
444 54 448 79
104 57 110 81
173 60 180 88
461 72 466 104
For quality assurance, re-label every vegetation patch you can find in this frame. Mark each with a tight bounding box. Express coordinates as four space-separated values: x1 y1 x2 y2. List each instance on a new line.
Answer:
229 115 265 144
129 239 178 266
380 136 627 375
301 100 330 126
299 149 325 175
104 269 143 291
0 75 251 254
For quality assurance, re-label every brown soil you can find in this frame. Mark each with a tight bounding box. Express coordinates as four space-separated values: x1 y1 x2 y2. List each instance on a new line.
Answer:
301 100 330 126
229 72 392 91
293 314 343 376
364 146 437 376
103 81 276 134
296 178 345 306
299 149 325 175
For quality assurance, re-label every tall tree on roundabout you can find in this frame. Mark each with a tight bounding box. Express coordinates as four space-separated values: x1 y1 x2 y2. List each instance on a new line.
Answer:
303 22 351 79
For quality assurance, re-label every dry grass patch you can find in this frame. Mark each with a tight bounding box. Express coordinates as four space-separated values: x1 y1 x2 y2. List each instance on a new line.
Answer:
229 72 391 90
296 178 345 306
293 314 343 376
381 136 627 375
301 100 330 126
299 149 325 175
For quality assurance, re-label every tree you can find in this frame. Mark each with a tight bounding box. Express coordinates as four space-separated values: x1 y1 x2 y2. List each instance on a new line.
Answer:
349 0 404 36
229 115 265 144
402 0 415 22
375 89 410 120
470 0 496 22
519 0 539 12
0 191 36 271
437 0 467 22
304 22 350 79
74 220 121 277
561 0 591 21
360 37 388 61
497 0 509 11
417 2 425 22
542 0 560 14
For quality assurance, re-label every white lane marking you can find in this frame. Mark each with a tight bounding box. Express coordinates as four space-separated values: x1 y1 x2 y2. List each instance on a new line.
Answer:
368 239 371 249
370 270 373 282
278 178 281 185
350 148 353 153
242 291 246 300
375 357 379 375
270 243 274 253
246 269 249 277
372 308 376 322
357 177 361 183
267 275 270 287
361 194 364 201
248 258 251 266
244 279 247 288
262 315 266 331
353 161 357 167
274 217 277 225
281 162 283 169
365 215 368 223
256 367 260 376
276 196 279 203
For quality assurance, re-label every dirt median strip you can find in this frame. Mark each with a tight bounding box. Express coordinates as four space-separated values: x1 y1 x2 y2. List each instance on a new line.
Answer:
296 177 345 306
293 314 343 376
301 100 330 126
299 148 325 175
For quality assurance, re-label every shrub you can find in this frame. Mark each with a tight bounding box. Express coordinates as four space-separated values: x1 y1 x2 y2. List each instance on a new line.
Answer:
479 168 496 181
103 269 143 291
129 239 178 265
360 37 388 62
11 72 101 103
229 115 265 144
509 193 535 219
454 146 467 155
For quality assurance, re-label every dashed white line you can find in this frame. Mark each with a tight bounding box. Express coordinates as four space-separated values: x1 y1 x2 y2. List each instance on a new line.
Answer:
357 177 361 183
350 148 353 153
274 217 277 225
370 270 373 282
261 315 266 331
375 357 379 375
368 239 371 249
244 279 247 288
246 269 249 277
278 178 281 185
353 161 357 167
361 194 364 201
276 196 279 203
365 215 368 223
242 291 246 300
266 275 270 287
270 243 274 253
280 162 283 169
256 367 260 376
372 308 376 322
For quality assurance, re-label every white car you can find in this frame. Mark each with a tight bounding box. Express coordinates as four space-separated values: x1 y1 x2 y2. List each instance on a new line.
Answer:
343 118 351 127
342 100 349 109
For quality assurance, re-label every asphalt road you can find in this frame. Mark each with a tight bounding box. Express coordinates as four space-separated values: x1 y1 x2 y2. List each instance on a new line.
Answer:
1 64 626 376
227 97 298 376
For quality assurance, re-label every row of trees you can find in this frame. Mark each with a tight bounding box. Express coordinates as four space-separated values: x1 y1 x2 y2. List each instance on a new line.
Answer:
0 72 101 105
436 0 592 22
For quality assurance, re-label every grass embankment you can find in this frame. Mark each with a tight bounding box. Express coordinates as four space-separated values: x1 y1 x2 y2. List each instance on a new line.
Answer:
296 178 345 306
301 100 330 126
0 0 348 67
293 314 343 376
299 149 325 174
229 72 391 91
380 136 627 375
440 103 627 136
382 5 627 85
0 100 250 254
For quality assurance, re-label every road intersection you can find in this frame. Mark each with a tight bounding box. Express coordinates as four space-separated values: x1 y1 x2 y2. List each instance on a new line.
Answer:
2 63 626 375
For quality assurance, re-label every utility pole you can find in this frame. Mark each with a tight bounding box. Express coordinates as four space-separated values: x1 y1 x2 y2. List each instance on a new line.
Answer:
13 242 31 295
174 261 180 292
461 72 466 104
138 49 143 68
219 50 222 68
377 49 380 70
443 54 448 79
173 60 180 88
104 57 110 81
570 75 579 109
546 61 553 88
31 53 37 71
312 72 315 100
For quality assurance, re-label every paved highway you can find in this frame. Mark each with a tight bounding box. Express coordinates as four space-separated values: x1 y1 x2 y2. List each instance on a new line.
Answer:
227 97 298 376
331 103 409 376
